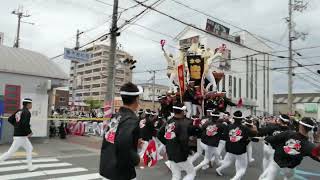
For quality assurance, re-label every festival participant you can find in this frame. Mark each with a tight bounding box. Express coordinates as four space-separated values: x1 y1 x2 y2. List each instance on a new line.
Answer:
100 82 144 180
158 104 196 180
216 111 258 180
262 117 320 180
192 86 203 118
0 98 36 172
257 114 291 180
137 109 144 120
244 117 256 163
140 109 155 142
188 115 204 164
183 81 195 118
195 110 224 171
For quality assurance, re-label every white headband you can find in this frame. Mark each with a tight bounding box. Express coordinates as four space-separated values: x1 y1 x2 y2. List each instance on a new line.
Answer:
23 99 32 103
299 121 315 129
120 86 143 96
279 115 290 122
210 112 220 117
173 106 187 111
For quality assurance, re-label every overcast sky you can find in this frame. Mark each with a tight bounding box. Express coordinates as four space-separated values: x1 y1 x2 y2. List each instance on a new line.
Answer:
1 0 320 94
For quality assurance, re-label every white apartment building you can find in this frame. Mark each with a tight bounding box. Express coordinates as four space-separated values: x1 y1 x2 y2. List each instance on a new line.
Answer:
176 22 273 116
138 83 169 101
69 44 133 104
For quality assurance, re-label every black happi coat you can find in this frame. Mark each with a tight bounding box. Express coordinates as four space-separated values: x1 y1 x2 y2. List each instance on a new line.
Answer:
183 88 194 102
139 115 155 141
201 119 225 147
224 122 257 155
100 107 140 180
8 107 32 136
258 124 290 138
265 131 320 168
158 117 190 163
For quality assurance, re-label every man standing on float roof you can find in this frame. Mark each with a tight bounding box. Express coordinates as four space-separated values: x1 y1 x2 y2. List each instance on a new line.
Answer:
0 98 36 172
100 82 145 180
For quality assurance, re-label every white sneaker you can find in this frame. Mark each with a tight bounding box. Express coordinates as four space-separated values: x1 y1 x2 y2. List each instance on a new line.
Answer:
216 169 223 176
249 158 255 163
201 164 209 170
28 166 38 172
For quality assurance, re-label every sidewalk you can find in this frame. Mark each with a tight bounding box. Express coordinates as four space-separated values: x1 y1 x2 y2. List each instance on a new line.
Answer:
0 135 102 159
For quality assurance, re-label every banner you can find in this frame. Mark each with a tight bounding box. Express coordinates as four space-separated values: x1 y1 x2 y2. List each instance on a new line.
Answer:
187 55 205 86
177 64 185 100
206 19 230 36
142 140 158 167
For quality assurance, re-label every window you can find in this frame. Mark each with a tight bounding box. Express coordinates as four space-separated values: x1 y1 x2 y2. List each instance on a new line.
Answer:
84 77 91 81
93 52 102 57
228 75 232 98
239 78 242 98
59 97 66 102
93 68 101 72
92 92 100 96
94 60 102 65
83 93 90 96
233 77 237 98
92 84 101 88
222 75 226 91
93 76 101 80
85 70 92 74
85 62 92 67
84 85 91 89
255 58 258 100
78 64 84 68
77 72 84 75
251 57 254 99
116 70 124 74
246 55 249 98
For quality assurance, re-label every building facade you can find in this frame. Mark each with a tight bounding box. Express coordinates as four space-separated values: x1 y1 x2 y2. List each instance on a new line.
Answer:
138 83 169 101
176 24 273 116
69 44 133 105
0 45 68 139
274 93 320 121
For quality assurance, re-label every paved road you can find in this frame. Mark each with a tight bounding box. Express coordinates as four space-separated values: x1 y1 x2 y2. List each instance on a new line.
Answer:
0 141 319 179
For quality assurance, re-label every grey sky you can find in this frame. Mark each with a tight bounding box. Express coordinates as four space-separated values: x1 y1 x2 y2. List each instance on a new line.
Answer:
1 0 320 94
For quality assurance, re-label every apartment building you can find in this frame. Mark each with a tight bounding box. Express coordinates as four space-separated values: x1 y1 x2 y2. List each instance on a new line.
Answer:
69 44 133 104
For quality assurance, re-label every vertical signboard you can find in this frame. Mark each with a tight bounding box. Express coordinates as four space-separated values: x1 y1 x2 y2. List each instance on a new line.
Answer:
4 85 21 114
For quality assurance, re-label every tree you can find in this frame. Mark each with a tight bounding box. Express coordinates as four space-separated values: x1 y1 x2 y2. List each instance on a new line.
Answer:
84 98 102 110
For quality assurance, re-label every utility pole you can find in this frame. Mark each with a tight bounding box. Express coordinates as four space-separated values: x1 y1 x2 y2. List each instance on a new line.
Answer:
287 0 308 114
149 70 156 111
71 29 83 108
104 0 119 115
12 6 30 48
288 0 293 114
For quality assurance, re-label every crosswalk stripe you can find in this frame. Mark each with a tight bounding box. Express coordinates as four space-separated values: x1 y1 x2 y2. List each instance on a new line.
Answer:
0 162 72 172
0 158 59 166
0 167 88 180
50 173 102 180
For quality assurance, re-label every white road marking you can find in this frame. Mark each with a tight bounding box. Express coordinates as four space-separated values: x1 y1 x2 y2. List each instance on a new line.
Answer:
0 158 59 166
50 173 102 180
0 167 88 180
0 162 72 172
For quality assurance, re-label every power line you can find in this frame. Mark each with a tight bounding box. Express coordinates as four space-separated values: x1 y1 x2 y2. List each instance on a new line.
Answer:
131 0 289 60
50 0 163 60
